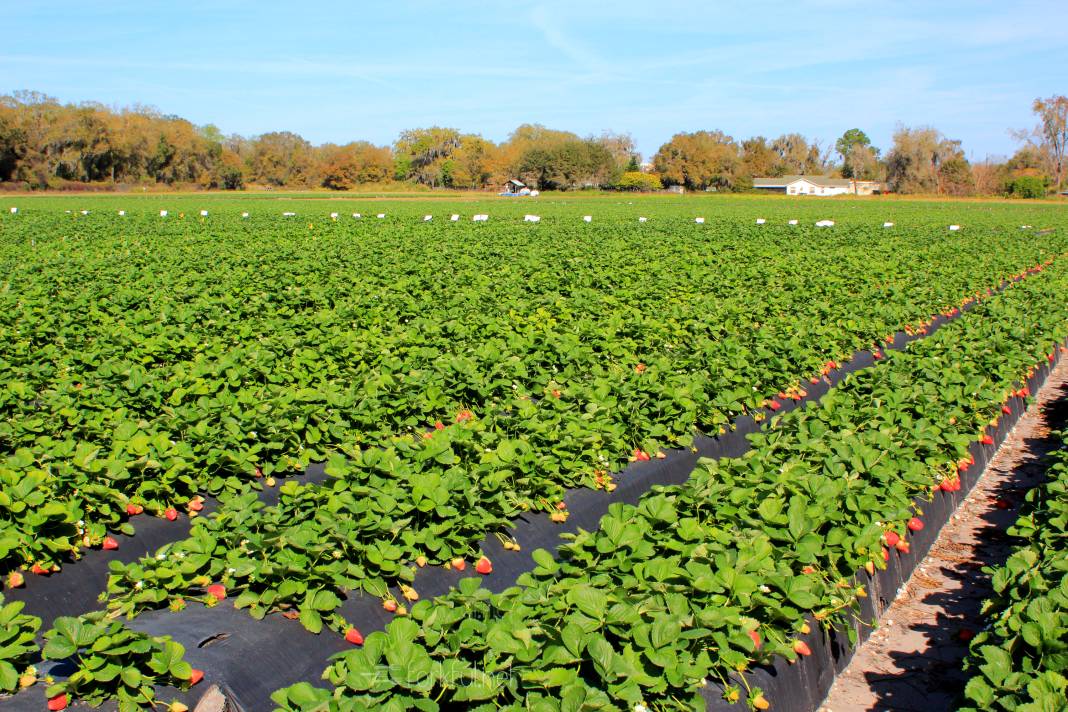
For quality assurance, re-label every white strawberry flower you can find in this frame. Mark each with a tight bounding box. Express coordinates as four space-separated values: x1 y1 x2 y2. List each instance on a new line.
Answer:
134 581 144 590
174 551 185 559
759 585 771 593
635 705 648 712
156 552 167 560
227 567 236 574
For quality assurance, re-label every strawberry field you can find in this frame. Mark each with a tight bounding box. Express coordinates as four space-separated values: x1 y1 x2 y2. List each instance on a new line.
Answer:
1 194 1067 711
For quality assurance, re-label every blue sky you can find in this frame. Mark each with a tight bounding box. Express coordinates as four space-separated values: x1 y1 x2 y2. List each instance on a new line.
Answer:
3 1 1066 161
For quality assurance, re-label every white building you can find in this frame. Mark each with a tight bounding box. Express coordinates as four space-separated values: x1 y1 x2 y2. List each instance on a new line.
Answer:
753 175 883 196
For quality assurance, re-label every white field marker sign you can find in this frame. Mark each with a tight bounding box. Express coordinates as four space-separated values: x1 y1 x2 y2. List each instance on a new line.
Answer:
160 210 168 217
423 215 432 222
242 212 249 218
8 207 16 214
473 214 488 222
883 222 894 228
949 224 960 231
756 218 766 225
377 213 385 219
118 210 126 216
582 215 592 222
352 213 361 219
450 214 459 221
695 217 705 224
283 212 296 217
330 212 339 220
80 210 89 215
639 217 647 223
787 219 797 225
815 220 835 227
200 210 208 217
524 215 541 222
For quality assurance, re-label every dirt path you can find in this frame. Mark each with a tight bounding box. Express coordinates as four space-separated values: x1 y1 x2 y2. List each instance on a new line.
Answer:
819 357 1068 712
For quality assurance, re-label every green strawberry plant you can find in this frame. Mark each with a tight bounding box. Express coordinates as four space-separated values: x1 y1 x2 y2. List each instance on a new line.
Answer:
2 207 1065 580
0 593 41 692
42 613 201 711
269 243 1068 710
959 429 1068 711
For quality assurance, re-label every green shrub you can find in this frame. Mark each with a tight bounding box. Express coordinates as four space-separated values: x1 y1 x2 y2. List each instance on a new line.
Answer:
613 171 663 191
1005 175 1049 199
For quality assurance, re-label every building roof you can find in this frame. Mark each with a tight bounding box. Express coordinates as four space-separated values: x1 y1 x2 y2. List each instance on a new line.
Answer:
753 175 857 188
506 179 526 187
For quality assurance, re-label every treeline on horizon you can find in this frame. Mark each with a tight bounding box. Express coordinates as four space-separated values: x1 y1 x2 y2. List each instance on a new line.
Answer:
1 90 1064 197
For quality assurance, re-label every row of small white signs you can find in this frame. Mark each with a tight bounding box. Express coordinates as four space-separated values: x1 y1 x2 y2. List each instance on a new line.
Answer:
6 207 973 231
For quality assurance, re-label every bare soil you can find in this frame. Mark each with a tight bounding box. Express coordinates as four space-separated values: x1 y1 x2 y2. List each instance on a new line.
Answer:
819 357 1068 712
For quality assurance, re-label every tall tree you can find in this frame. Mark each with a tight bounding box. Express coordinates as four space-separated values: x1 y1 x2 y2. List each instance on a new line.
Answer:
771 133 825 175
246 131 314 187
653 131 744 191
835 128 881 179
1030 95 1067 189
885 126 972 195
319 142 392 190
740 137 779 177
393 127 462 187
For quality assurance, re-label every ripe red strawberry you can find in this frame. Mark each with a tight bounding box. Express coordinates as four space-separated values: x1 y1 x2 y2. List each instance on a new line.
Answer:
189 669 204 685
634 363 647 374
434 420 445 430
633 449 650 461
873 351 883 360
907 517 924 532
810 376 820 384
1002 405 1012 415
456 409 474 422
126 503 143 516
801 565 816 574
31 563 50 576
895 540 910 554
47 693 68 711
981 435 994 446
188 498 204 512
383 599 398 612
958 628 975 642
884 531 900 547
768 401 781 411
206 584 226 601
7 571 24 588
345 627 364 645
793 640 812 656
1049 352 1055 363
882 547 889 562
995 498 1010 510
476 556 493 575
747 630 762 648
451 557 466 571
164 507 178 521
556 501 567 510
102 536 119 550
